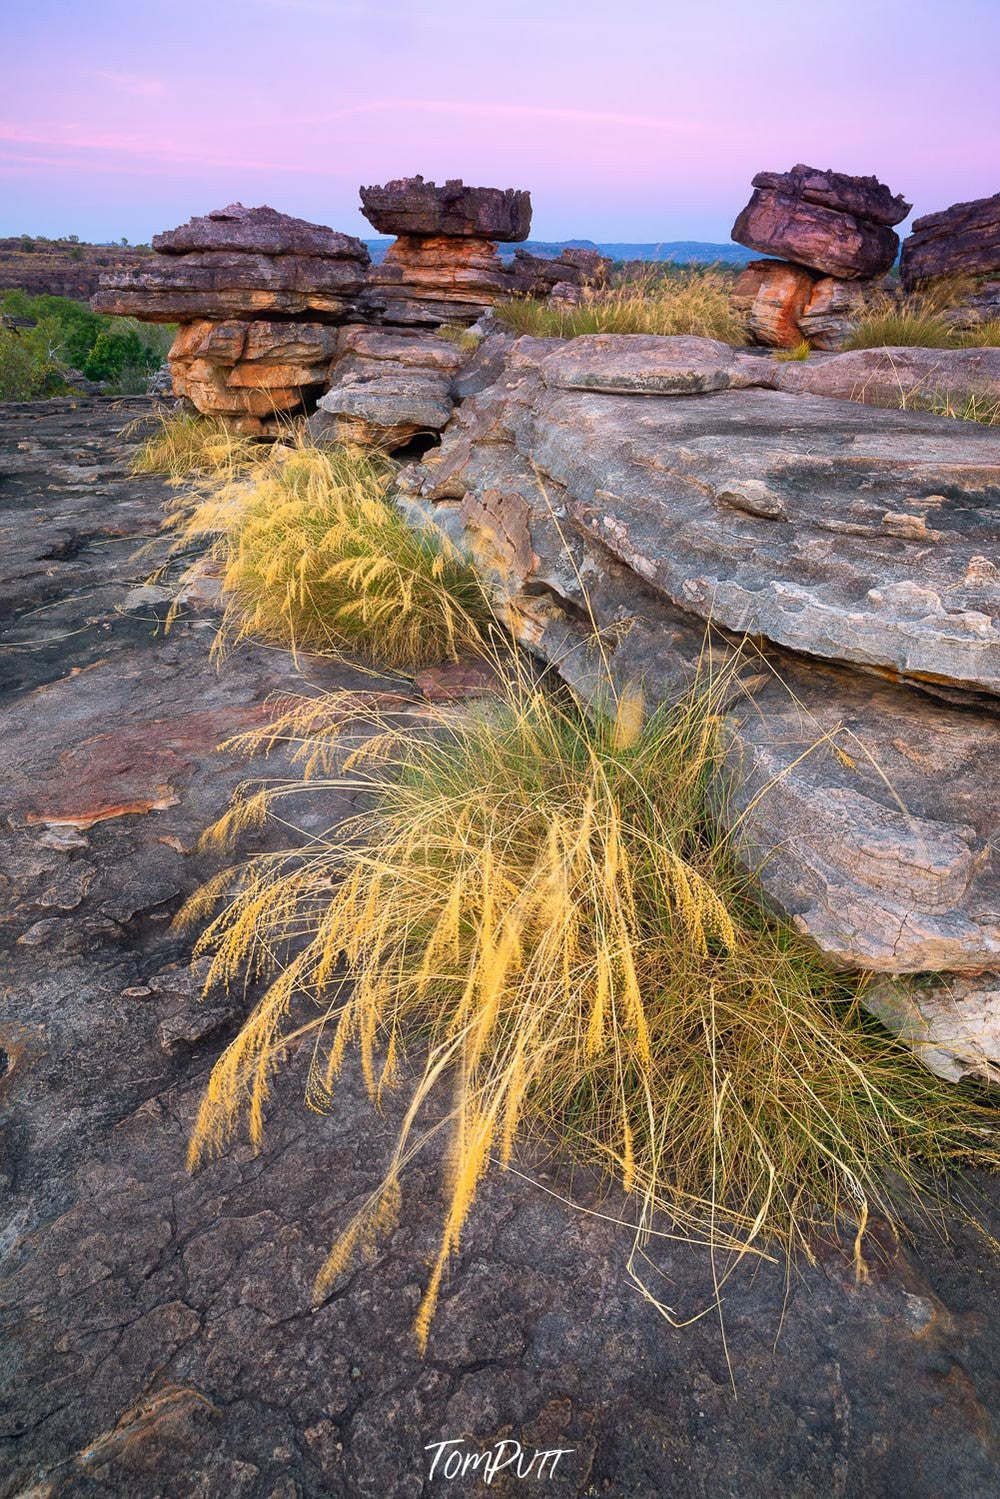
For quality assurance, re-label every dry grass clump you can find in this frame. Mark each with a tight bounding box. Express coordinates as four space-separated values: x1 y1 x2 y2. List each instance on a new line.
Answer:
772 341 811 362
928 390 1000 426
180 660 998 1350
130 409 261 479
496 266 748 345
844 279 1000 351
169 437 491 668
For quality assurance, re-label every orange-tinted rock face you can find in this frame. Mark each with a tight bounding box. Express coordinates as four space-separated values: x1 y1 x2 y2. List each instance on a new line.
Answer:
167 319 338 419
365 236 514 325
733 259 819 347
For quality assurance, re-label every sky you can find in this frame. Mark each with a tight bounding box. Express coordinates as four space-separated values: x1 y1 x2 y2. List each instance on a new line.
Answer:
3 0 998 245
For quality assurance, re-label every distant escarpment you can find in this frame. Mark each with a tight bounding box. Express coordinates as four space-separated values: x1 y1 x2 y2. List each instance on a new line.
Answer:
0 238 153 301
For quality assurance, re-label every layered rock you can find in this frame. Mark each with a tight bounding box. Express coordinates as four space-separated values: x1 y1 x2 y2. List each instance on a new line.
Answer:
357 177 530 328
93 205 369 324
310 325 469 447
168 320 340 433
399 332 1000 1076
900 191 1000 288
364 235 513 326
732 260 883 350
732 164 910 279
359 176 531 240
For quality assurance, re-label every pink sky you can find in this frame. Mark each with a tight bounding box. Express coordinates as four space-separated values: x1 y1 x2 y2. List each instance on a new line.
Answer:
4 0 998 244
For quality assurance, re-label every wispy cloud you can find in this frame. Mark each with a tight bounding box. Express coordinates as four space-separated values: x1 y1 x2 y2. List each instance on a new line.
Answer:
94 71 168 98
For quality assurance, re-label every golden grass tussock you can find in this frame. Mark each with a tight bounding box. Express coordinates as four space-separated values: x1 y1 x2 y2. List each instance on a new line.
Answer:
496 265 748 344
130 409 262 479
844 278 1000 351
179 655 999 1351
167 437 492 669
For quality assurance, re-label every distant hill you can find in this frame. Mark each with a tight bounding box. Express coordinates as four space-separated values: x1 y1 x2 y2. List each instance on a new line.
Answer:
364 238 754 266
0 238 152 300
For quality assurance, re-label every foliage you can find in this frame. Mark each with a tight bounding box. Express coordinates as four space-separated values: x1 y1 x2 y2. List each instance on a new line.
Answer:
495 266 747 344
844 280 1000 351
0 324 69 400
772 341 811 362
181 654 999 1351
169 438 491 668
0 290 172 395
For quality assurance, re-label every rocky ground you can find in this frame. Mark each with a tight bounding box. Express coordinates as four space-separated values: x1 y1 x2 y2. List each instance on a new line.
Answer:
1 396 999 1497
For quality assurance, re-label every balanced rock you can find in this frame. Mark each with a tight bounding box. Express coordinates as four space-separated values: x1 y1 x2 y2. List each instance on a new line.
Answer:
732 163 910 279
311 325 469 448
359 176 531 241
900 191 1000 288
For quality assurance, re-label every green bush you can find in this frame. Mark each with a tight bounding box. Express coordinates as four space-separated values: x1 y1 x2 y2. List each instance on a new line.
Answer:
0 326 69 400
0 290 173 397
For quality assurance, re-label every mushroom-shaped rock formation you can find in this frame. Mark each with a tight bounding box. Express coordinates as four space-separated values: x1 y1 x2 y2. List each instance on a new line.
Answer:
93 205 371 430
357 177 529 328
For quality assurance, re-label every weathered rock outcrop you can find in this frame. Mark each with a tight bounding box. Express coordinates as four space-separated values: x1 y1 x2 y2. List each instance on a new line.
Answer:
508 246 612 298
357 177 530 328
359 176 531 240
310 325 469 447
900 191 1000 288
733 164 909 279
167 320 340 430
364 234 513 326
769 344 1000 405
399 332 1000 1075
93 205 371 429
93 205 369 324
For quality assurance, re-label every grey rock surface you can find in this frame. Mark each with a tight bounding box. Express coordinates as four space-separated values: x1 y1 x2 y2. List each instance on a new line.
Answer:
2 397 1000 1499
402 337 1000 985
316 325 469 447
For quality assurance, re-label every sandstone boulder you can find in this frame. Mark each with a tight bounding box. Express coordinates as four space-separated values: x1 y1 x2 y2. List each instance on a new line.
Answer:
732 259 819 347
732 164 909 279
93 250 367 323
900 192 1000 288
312 325 469 447
752 165 910 227
168 319 339 429
359 176 531 240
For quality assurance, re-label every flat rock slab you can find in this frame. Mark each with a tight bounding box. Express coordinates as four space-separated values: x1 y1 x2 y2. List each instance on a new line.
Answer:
404 341 1000 982
3 398 1000 1497
520 349 1000 695
152 203 369 261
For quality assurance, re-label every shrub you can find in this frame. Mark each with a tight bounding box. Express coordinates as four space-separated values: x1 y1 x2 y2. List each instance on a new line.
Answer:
495 266 747 344
181 658 999 1351
170 438 492 667
0 325 69 400
844 280 1000 351
0 291 171 386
